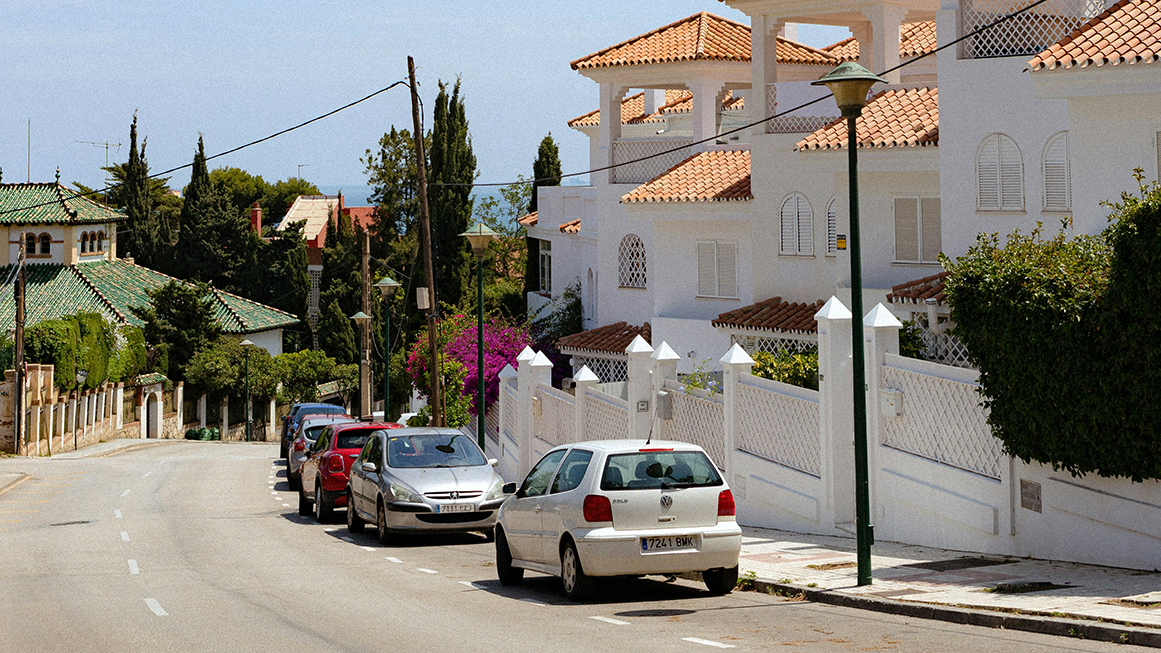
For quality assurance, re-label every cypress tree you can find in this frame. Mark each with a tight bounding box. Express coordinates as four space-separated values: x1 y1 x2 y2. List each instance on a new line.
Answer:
120 114 157 266
174 136 249 285
524 133 562 306
426 79 477 310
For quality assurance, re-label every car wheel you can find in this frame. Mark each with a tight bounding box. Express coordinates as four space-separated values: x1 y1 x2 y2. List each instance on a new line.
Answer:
297 487 311 516
495 528 524 586
702 566 739 596
314 480 333 523
560 539 594 601
347 491 365 533
287 471 300 492
376 499 393 545
279 442 287 459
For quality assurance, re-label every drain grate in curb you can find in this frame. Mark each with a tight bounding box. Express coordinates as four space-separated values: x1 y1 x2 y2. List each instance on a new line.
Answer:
898 557 1014 573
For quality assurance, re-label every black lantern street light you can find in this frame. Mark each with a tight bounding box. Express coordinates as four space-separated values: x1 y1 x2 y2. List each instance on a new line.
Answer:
460 222 498 450
374 277 402 421
350 311 372 418
240 339 254 442
74 369 88 452
812 61 888 587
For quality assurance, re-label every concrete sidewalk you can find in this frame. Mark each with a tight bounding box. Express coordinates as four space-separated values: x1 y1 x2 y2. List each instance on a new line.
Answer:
737 526 1161 646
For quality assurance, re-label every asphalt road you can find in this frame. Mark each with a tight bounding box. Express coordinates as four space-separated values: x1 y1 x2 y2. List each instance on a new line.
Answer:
0 441 1151 652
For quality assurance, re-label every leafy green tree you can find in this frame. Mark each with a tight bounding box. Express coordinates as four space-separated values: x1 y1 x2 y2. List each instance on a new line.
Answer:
524 133 562 305
318 298 358 365
261 177 321 225
274 349 338 403
427 79 477 310
129 281 223 382
185 336 278 401
210 167 268 214
174 137 251 285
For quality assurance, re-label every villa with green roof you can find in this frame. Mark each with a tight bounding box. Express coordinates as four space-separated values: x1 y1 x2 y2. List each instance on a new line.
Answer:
0 178 297 354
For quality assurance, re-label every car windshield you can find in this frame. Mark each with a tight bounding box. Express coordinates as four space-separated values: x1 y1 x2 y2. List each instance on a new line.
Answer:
386 433 486 469
600 451 723 490
335 428 377 450
303 425 329 440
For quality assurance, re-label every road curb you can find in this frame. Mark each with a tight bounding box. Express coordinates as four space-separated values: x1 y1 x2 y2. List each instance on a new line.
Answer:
0 473 30 497
748 579 1161 648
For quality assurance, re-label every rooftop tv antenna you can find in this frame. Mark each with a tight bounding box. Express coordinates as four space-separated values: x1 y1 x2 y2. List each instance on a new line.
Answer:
76 139 122 191
297 164 310 179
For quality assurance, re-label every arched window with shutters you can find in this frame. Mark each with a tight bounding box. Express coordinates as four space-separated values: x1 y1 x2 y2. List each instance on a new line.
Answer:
825 197 838 256
1042 132 1071 212
977 133 1024 211
24 233 35 255
81 232 89 253
96 231 105 252
38 234 50 255
618 234 647 288
779 193 813 255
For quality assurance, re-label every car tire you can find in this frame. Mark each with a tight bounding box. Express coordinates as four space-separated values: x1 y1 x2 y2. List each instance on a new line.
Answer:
298 487 311 516
279 442 287 459
287 471 300 492
560 539 594 601
703 566 739 596
376 499 393 545
495 529 524 586
314 480 333 523
347 491 365 533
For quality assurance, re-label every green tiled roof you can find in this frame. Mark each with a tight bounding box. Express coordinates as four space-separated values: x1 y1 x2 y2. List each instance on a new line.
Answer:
0 183 125 225
0 260 298 336
133 372 168 386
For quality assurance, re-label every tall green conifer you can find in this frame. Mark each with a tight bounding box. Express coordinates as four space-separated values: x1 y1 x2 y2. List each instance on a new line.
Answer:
426 80 477 310
524 133 562 306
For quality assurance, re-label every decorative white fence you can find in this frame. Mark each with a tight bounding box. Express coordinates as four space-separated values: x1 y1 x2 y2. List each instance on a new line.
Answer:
736 375 821 477
584 390 630 441
960 0 1104 58
661 379 726 468
537 383 576 446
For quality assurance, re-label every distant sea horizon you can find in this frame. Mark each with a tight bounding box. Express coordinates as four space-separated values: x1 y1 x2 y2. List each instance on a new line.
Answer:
316 177 590 209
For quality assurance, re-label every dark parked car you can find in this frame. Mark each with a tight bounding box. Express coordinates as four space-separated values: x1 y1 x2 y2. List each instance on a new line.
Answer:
300 421 403 522
288 414 355 491
281 403 347 458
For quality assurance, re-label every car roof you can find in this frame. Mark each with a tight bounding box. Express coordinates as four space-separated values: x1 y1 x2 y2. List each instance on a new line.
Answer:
298 415 354 428
548 439 706 454
381 427 474 437
331 421 403 432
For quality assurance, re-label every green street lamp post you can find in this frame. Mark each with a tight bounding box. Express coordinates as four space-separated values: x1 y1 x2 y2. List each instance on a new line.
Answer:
350 312 372 418
240 339 254 442
374 277 402 422
460 222 498 450
813 61 888 587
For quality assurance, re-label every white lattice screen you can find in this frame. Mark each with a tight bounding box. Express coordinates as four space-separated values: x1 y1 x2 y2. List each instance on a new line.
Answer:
731 334 816 357
584 391 630 441
618 234 648 288
573 355 628 383
662 380 726 470
502 384 518 440
768 115 838 134
919 329 973 369
612 139 694 184
736 378 821 476
536 385 576 447
880 364 1002 479
961 0 1104 59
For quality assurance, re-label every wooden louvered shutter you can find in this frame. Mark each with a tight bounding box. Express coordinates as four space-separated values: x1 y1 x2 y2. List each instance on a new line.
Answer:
998 135 1024 210
895 198 919 262
797 199 813 255
826 199 837 254
921 198 942 262
780 196 797 253
697 242 717 296
977 136 1001 210
717 243 737 297
1043 133 1070 211
1155 131 1161 182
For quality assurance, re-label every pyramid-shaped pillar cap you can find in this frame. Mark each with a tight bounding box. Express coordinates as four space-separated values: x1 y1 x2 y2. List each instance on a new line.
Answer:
574 366 600 383
815 296 852 321
720 342 755 366
864 303 903 328
651 341 681 362
498 364 518 379
516 346 537 363
530 351 554 367
625 335 654 355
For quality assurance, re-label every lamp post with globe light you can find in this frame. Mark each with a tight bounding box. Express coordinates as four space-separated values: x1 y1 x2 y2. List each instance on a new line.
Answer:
240 339 254 442
350 312 371 418
374 277 402 421
460 222 498 450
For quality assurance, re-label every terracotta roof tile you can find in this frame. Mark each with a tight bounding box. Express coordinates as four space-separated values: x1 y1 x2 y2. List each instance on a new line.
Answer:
518 211 538 227
1029 0 1161 71
569 90 738 129
559 219 581 234
558 321 651 353
621 150 751 204
822 22 938 61
776 36 841 65
712 297 825 334
796 87 938 151
886 271 949 306
571 12 750 70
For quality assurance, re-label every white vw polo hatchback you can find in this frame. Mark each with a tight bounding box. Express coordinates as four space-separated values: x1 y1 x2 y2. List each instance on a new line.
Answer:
494 440 741 600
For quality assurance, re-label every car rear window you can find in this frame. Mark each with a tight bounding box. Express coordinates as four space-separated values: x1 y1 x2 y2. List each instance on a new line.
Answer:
600 451 723 491
336 428 377 450
386 433 486 469
303 425 328 440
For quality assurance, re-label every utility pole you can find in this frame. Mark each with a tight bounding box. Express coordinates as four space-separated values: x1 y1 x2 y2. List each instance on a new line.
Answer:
14 234 26 455
409 56 444 427
361 231 372 418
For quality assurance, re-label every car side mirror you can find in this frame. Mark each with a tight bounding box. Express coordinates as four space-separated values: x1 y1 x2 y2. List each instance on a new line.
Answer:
362 461 378 473
488 458 499 468
503 482 518 496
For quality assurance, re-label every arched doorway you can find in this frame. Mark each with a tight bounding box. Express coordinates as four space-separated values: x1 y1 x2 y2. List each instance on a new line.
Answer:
145 391 162 438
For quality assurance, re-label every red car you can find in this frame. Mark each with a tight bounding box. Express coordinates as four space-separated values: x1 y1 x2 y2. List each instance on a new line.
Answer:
299 421 403 522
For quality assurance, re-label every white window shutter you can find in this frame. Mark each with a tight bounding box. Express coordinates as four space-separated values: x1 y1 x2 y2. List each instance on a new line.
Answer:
998 135 1024 210
780 196 797 253
921 198 942 262
826 199 837 254
1043 133 1070 211
977 135 1000 210
717 243 737 297
797 198 813 255
895 198 919 262
697 242 717 296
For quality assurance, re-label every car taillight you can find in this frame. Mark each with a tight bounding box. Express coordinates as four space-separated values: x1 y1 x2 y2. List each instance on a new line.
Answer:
327 455 344 473
582 495 613 523
293 440 305 452
717 489 736 517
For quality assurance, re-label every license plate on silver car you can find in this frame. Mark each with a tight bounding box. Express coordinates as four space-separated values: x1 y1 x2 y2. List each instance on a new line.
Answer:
436 503 474 514
640 535 698 552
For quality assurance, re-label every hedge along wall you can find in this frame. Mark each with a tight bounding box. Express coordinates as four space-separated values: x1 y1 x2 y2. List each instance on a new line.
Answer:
23 312 146 392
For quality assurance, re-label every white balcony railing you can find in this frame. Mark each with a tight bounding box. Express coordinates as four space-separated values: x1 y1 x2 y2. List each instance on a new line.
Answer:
612 139 694 184
961 0 1105 59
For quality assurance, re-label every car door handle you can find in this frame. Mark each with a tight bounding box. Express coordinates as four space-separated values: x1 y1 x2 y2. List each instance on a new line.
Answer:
534 506 542 513
658 516 675 522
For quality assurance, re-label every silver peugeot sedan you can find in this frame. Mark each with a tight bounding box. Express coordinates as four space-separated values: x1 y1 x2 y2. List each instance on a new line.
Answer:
346 427 509 543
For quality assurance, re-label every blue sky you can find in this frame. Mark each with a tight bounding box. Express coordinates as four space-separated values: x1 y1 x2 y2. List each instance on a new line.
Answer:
2 2 849 198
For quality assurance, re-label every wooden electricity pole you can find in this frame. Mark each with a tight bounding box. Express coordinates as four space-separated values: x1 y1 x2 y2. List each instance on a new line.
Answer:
361 230 372 418
13 234 25 455
409 56 444 427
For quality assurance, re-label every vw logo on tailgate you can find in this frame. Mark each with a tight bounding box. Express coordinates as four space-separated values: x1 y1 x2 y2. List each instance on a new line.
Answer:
660 494 673 509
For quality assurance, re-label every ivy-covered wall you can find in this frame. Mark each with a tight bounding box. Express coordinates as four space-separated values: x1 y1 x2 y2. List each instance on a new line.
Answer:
22 312 146 392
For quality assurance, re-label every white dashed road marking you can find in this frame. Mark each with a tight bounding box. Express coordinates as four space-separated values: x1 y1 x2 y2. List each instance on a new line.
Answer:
340 537 354 543
143 472 152 478
417 568 438 574
458 581 487 590
385 557 402 564
361 547 375 552
270 491 278 495
114 509 122 519
520 598 547 606
128 559 140 575
590 616 630 626
121 531 129 542
282 503 290 507
681 638 735 649
121 489 131 497
144 599 168 616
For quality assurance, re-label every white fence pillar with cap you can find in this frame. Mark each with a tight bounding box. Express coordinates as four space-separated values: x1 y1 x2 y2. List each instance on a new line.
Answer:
720 343 755 486
625 335 654 441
